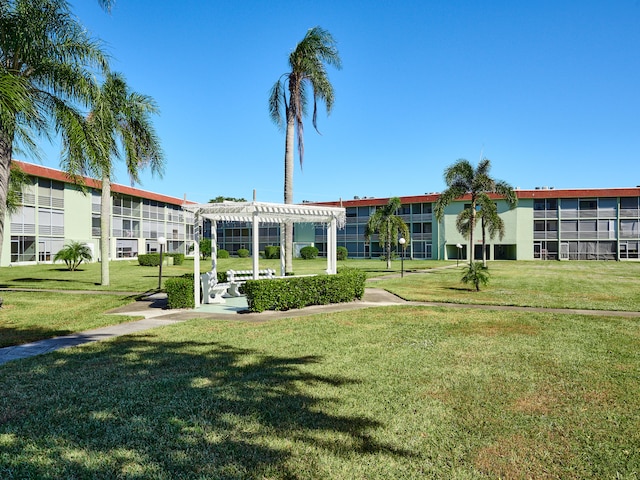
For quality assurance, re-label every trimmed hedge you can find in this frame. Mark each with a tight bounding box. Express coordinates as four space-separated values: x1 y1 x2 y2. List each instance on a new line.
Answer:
299 245 318 260
165 275 194 309
217 249 229 259
243 268 366 313
138 253 160 266
337 246 348 261
237 248 250 258
166 253 184 265
264 245 280 259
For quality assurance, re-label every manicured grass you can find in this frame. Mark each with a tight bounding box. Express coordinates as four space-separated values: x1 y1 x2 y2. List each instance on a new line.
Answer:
375 260 640 311
0 257 448 291
1 306 638 478
0 292 140 348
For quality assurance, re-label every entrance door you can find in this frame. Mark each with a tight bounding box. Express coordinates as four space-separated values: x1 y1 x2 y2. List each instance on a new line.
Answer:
560 242 569 260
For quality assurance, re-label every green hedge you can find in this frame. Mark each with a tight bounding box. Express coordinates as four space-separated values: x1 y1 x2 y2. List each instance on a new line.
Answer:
237 248 250 258
166 253 184 265
337 246 348 261
264 245 280 259
243 268 366 313
217 249 229 259
299 245 318 259
165 275 194 309
138 253 160 266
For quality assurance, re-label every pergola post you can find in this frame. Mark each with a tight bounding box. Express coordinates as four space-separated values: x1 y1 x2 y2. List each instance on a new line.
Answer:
327 217 337 274
211 220 217 278
252 211 259 279
279 222 286 276
193 214 200 307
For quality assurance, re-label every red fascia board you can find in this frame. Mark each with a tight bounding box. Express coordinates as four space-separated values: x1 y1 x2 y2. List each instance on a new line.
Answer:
13 160 196 206
309 188 640 207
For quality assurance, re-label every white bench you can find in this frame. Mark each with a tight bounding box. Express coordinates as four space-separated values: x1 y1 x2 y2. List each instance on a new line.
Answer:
226 269 276 297
200 271 229 304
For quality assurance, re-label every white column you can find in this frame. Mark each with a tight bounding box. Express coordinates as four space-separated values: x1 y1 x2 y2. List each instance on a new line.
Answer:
252 213 259 279
193 214 200 307
279 222 286 276
327 217 337 274
211 220 217 280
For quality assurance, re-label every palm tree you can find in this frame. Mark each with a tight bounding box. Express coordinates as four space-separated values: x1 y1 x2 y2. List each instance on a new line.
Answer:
364 197 410 270
63 72 164 286
434 158 516 266
268 26 342 274
7 162 30 214
0 0 107 264
54 240 93 271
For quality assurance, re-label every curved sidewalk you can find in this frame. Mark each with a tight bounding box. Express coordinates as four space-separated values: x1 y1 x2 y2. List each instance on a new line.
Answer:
2 287 639 366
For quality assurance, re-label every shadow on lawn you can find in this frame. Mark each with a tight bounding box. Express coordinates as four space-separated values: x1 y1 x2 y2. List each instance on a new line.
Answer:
0 338 414 478
0 326 75 349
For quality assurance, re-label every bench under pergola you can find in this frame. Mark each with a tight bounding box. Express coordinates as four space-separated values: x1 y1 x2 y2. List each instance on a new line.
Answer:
184 200 346 307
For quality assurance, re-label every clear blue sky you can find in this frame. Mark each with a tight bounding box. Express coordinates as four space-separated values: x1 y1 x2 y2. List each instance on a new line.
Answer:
32 1 640 204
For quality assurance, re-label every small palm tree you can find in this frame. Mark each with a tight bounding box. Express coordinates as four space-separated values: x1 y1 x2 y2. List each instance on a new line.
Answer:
63 72 164 286
364 197 410 269
269 26 342 274
461 261 489 291
54 241 93 271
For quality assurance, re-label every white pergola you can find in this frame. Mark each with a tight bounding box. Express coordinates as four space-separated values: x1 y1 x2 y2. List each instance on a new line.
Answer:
183 201 346 307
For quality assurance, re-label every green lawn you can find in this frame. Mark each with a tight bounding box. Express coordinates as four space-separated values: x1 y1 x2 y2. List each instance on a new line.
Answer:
0 292 139 348
375 260 640 311
1 306 638 478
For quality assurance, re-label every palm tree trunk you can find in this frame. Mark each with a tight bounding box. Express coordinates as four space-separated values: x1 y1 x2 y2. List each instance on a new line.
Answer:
481 215 487 268
386 223 392 269
469 203 476 266
283 111 295 274
100 173 111 286
0 134 12 265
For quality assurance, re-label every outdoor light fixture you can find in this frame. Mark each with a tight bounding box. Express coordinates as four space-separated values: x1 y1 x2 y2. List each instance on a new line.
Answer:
158 236 167 290
399 237 406 278
456 243 463 267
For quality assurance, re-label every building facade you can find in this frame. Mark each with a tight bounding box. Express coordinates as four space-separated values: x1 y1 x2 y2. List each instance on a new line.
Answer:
4 161 195 267
5 160 640 266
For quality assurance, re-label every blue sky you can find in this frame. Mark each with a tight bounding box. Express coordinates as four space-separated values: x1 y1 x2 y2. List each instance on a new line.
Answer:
32 1 640 204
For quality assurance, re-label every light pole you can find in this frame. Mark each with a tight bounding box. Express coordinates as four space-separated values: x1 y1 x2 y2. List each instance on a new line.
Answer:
158 236 166 290
456 243 462 267
399 237 406 278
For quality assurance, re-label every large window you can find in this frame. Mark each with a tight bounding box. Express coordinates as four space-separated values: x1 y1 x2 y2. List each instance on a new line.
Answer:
11 236 36 262
38 179 64 208
38 208 64 236
10 206 36 234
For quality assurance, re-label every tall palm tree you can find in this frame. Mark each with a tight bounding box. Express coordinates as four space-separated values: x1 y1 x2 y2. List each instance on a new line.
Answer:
7 162 29 214
0 0 106 264
63 72 164 286
268 26 341 274
434 158 515 266
364 197 410 270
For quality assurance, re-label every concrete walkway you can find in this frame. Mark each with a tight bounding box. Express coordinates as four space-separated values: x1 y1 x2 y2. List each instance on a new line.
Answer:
2 270 640 365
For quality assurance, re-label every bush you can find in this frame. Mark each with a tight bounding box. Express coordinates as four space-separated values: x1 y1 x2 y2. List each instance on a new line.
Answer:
166 253 184 265
53 241 92 271
138 253 160 266
165 275 194 309
237 248 250 258
243 268 366 313
217 249 229 259
264 245 280 259
199 238 211 259
337 246 348 261
299 245 319 260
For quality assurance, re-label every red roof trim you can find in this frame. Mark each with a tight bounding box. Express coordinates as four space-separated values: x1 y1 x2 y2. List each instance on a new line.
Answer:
13 160 196 206
310 187 640 207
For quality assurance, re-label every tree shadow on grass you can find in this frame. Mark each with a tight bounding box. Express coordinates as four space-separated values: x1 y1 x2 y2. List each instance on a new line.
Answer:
0 338 415 478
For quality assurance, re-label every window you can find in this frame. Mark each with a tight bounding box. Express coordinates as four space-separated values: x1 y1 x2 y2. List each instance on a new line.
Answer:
579 199 597 210
11 236 36 262
38 209 64 236
38 180 64 208
10 206 36 234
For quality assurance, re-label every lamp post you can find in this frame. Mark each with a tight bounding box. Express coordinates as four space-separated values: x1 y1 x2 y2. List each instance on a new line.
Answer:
158 236 166 290
456 243 462 267
399 237 406 278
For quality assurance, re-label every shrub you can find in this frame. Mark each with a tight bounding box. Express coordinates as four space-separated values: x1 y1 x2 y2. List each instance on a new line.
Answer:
166 253 184 265
299 245 319 260
461 262 490 291
243 268 366 312
264 245 280 259
237 248 250 258
217 249 229 259
199 238 211 259
337 246 348 261
138 253 160 266
165 275 194 309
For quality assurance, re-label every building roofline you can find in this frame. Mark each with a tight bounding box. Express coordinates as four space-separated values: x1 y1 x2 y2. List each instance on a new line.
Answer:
309 187 640 207
13 160 196 207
